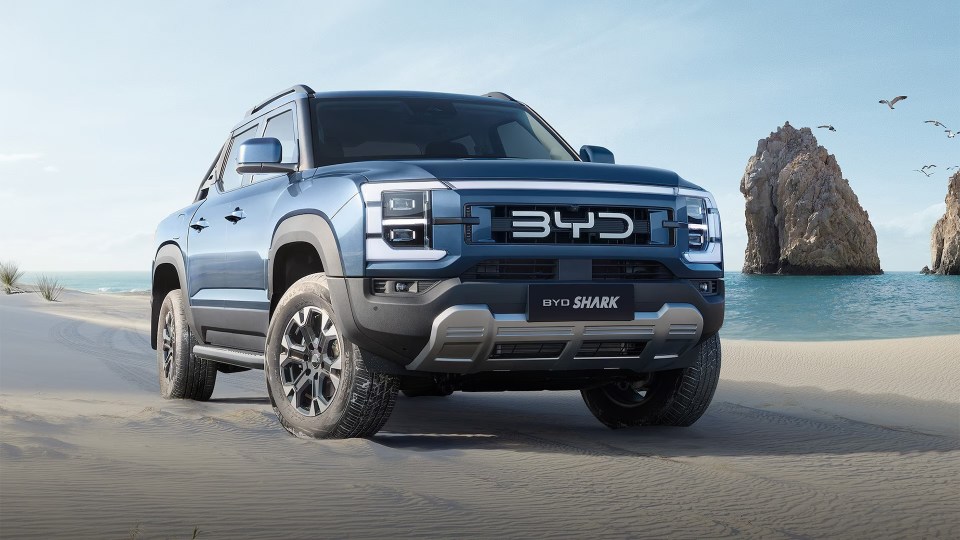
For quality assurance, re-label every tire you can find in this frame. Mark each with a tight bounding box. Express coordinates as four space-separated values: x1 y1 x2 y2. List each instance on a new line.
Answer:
581 334 721 428
156 289 217 400
264 273 399 439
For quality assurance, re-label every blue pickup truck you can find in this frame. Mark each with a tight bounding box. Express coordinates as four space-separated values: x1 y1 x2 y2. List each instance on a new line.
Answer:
151 85 725 439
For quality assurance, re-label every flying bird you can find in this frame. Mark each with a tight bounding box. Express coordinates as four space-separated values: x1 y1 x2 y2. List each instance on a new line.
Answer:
921 164 937 171
925 120 948 128
947 165 959 171
913 169 933 177
879 96 908 109
817 125 836 131
946 130 957 138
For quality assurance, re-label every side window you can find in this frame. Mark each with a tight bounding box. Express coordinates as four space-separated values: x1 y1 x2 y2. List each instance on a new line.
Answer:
264 110 298 163
251 110 298 184
220 125 259 192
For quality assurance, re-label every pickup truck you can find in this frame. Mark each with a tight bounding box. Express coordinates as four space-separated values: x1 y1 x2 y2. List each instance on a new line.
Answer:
151 85 724 439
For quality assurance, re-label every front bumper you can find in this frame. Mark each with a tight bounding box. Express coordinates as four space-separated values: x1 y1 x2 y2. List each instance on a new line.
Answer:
407 303 703 373
327 277 724 374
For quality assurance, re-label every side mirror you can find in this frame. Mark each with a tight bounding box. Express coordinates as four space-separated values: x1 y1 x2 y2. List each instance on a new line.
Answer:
579 145 615 164
236 138 297 174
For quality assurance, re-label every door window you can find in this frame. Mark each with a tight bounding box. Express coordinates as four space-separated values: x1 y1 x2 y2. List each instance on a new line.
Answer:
252 110 298 184
220 125 259 192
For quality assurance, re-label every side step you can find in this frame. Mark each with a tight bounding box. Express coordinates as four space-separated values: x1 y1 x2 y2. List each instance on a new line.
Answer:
193 345 265 370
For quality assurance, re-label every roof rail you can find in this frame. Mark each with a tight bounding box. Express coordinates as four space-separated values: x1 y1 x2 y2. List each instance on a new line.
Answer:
482 91 518 102
245 84 315 117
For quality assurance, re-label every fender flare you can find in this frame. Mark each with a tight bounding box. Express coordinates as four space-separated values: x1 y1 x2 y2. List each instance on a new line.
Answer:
151 243 197 348
268 212 345 300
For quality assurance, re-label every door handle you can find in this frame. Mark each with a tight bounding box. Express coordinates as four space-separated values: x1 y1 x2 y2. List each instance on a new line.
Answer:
225 207 246 223
190 218 209 231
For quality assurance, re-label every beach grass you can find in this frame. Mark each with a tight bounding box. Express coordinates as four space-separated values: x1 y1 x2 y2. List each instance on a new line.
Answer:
0 260 25 293
35 274 64 301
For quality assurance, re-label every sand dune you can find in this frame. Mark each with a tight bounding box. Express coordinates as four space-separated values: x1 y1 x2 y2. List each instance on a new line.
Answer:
0 291 957 539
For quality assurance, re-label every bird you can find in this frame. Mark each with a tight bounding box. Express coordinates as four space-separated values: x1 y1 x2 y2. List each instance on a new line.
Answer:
947 166 959 171
817 125 836 131
925 120 949 128
946 130 957 138
913 169 933 177
921 164 937 171
879 96 908 109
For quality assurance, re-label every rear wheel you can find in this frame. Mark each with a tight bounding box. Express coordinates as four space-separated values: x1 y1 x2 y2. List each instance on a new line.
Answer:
265 273 399 439
156 289 217 400
581 334 721 428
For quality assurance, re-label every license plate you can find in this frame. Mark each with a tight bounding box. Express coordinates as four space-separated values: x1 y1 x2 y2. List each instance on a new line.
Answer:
527 284 634 322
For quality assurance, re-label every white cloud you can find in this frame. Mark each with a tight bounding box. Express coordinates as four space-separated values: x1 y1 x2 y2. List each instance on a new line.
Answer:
42 165 59 173
0 152 42 162
875 203 946 238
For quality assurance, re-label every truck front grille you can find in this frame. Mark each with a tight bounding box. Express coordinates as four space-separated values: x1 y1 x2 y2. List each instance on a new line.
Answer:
465 204 674 246
461 259 558 281
592 260 673 280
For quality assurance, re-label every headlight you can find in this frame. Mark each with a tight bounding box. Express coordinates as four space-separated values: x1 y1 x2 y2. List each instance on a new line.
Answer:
360 181 448 261
679 190 722 264
382 191 430 248
686 197 708 250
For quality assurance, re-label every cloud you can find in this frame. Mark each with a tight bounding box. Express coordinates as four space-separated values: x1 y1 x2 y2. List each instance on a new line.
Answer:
875 203 946 238
0 152 42 162
42 165 59 173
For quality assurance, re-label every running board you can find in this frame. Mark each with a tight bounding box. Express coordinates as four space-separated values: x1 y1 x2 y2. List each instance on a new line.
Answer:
192 345 265 370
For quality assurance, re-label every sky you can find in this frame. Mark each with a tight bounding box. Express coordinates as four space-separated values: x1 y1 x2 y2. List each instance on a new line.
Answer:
0 0 957 272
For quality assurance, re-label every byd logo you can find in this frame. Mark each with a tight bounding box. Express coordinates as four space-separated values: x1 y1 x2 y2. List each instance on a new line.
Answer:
510 210 633 239
542 296 622 309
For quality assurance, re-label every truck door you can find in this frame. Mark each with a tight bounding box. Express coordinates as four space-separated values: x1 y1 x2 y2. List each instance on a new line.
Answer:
185 121 261 348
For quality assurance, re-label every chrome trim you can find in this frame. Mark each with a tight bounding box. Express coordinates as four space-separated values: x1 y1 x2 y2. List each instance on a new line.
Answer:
407 303 704 373
448 180 676 196
365 238 447 262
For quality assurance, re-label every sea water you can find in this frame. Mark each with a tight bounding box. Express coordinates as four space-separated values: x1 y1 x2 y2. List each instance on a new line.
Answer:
20 271 960 341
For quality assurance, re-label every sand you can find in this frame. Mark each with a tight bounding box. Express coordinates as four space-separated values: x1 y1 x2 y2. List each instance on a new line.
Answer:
0 290 957 539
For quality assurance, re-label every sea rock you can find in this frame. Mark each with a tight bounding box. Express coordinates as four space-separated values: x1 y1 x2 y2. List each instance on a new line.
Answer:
928 171 960 275
740 122 882 275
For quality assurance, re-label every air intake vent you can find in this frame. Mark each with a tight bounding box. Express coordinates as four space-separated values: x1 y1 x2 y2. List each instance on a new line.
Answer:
576 341 646 358
592 260 673 280
489 342 566 360
462 259 558 281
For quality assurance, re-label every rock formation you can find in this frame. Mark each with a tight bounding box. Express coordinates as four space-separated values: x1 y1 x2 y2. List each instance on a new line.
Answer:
740 122 882 275
924 171 960 275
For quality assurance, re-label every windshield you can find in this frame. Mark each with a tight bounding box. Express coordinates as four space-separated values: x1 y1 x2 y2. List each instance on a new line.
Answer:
311 97 577 165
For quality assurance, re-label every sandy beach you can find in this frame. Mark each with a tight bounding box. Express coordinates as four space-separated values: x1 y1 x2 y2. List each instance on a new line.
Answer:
0 290 957 539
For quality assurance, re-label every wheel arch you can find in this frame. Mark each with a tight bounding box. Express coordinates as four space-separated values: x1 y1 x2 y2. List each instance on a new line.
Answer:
269 212 345 316
151 242 193 349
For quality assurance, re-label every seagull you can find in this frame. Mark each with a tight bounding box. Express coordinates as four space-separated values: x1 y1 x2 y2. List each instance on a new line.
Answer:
913 169 933 177
879 96 908 109
921 164 937 171
947 130 957 138
925 120 949 128
947 166 959 171
817 125 837 131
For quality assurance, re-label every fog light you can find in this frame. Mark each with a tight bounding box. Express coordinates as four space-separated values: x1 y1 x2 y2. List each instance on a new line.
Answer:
395 281 413 292
698 282 710 293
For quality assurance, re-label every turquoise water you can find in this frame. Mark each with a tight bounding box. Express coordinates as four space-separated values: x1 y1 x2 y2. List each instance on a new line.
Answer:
22 271 151 294
18 271 960 341
723 272 960 341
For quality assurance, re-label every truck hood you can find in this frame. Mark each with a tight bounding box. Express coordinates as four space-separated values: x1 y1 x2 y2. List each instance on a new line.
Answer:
307 159 704 191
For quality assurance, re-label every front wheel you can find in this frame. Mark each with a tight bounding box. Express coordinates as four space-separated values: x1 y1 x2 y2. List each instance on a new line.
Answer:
264 273 399 439
581 334 721 428
156 289 217 400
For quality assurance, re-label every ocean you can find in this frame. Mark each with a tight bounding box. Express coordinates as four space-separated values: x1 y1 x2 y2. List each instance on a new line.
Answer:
20 271 960 341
